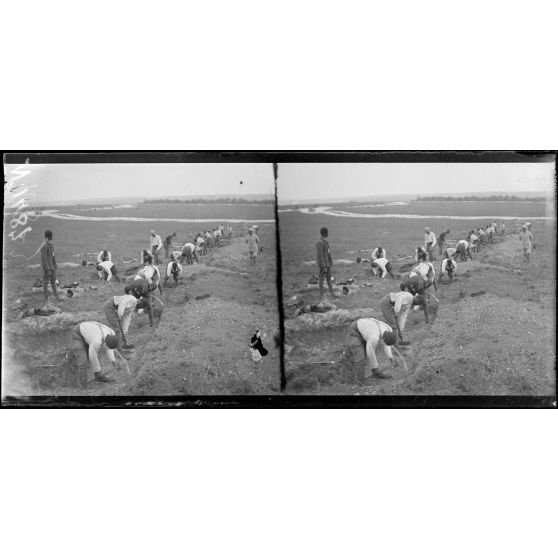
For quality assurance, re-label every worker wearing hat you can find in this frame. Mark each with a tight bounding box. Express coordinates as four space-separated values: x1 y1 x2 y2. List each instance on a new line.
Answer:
150 229 163 264
246 227 260 265
69 321 127 386
518 225 534 261
424 227 437 262
346 318 398 382
252 225 263 252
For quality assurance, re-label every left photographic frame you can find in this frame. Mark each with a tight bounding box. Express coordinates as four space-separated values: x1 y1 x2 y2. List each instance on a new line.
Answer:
2 152 281 404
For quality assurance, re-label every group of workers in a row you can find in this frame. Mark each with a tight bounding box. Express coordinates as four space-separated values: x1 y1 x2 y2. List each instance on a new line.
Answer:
62 224 259 385
345 221 532 384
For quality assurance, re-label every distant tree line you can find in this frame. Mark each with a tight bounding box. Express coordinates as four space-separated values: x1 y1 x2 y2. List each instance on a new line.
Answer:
416 195 546 202
143 198 272 205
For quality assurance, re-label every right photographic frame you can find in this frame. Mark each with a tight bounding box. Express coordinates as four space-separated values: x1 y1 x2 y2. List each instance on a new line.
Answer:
276 152 556 404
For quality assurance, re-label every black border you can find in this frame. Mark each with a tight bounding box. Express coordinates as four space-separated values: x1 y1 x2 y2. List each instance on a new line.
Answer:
3 150 557 165
2 150 557 408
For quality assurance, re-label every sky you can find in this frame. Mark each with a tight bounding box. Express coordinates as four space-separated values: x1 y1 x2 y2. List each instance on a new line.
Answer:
276 162 556 202
3 163 275 204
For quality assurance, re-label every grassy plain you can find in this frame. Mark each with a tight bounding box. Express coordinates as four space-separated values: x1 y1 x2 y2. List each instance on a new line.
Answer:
279 201 556 396
2 203 280 397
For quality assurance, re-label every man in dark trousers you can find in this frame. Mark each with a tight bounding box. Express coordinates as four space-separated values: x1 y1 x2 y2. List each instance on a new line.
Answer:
316 227 338 299
41 230 61 302
438 229 451 256
129 277 154 327
164 232 176 259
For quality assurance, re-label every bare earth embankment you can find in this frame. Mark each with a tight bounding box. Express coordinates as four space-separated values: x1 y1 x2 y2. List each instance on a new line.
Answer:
281 212 555 396
3 209 280 397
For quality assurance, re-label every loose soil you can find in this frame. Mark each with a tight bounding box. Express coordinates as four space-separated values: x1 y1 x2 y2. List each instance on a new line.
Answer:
3 225 280 396
282 220 555 395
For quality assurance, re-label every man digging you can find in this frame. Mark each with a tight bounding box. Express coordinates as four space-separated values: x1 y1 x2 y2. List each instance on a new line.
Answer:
346 318 405 382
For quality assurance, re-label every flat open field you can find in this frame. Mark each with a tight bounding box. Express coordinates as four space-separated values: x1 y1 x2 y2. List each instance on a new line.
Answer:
2 203 280 396
286 199 550 218
54 203 275 220
279 201 556 395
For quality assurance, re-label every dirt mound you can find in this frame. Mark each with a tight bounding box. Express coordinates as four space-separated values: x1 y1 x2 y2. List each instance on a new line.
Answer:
3 233 280 397
284 233 555 396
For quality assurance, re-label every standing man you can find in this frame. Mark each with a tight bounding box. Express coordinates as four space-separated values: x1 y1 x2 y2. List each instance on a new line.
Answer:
316 227 337 299
150 230 163 264
424 227 437 262
346 318 398 382
438 230 451 256
246 228 260 265
103 289 138 348
41 230 61 302
69 321 127 385
379 290 416 344
164 232 176 259
518 225 534 262
252 225 262 251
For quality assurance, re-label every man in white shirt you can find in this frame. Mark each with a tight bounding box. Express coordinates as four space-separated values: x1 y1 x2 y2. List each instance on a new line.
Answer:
410 261 437 291
469 231 479 253
456 239 473 261
69 321 127 385
103 290 138 348
150 230 163 264
164 260 183 287
97 250 112 264
97 260 121 282
371 246 387 261
246 228 260 265
137 259 163 294
346 318 398 381
519 225 534 261
180 242 199 265
445 247 457 259
371 256 395 279
440 257 457 283
379 291 417 344
424 227 437 262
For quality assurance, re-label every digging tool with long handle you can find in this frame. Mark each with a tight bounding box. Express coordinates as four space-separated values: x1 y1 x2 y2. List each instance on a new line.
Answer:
392 307 404 343
391 346 409 373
